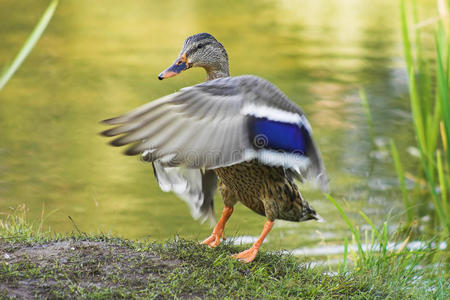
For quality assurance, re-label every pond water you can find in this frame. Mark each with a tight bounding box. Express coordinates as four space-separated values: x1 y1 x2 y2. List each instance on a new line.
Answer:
0 0 438 259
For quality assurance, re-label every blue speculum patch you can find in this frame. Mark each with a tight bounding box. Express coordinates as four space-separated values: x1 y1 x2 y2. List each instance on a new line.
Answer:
251 117 308 155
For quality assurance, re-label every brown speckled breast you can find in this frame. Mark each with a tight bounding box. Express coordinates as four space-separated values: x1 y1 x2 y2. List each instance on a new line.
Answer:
214 160 317 222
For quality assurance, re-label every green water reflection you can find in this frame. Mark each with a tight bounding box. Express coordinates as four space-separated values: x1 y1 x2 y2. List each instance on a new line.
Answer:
0 0 436 254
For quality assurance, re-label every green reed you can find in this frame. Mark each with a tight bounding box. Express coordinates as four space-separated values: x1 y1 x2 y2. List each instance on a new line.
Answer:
390 140 413 223
400 0 449 238
0 0 59 92
327 194 448 298
327 194 392 268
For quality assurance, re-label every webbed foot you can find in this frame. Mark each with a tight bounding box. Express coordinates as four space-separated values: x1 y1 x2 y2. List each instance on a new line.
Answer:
232 246 259 263
200 206 233 248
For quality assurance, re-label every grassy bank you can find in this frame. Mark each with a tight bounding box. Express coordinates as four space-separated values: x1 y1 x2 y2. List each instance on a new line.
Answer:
0 208 448 299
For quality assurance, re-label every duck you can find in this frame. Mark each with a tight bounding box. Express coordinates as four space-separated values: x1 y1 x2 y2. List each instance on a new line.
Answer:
101 33 328 263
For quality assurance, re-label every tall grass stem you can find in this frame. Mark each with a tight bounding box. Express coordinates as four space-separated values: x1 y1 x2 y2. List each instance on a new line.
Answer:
0 0 59 92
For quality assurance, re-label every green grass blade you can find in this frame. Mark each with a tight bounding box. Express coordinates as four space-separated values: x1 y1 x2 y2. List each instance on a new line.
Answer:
436 151 448 224
408 67 428 155
326 194 366 260
412 0 432 122
382 222 388 255
435 24 450 167
340 237 348 274
400 0 413 73
416 135 447 237
0 0 59 92
412 0 421 67
38 208 60 233
359 211 382 241
429 88 442 161
390 139 413 223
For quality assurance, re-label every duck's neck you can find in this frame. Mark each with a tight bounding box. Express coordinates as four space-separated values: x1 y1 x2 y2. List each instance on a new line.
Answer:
205 62 230 81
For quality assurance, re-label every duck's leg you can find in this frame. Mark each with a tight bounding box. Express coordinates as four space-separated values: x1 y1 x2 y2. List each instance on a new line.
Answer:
201 206 234 247
233 219 274 263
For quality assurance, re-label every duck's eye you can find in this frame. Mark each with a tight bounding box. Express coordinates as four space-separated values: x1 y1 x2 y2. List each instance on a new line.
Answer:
197 44 203 49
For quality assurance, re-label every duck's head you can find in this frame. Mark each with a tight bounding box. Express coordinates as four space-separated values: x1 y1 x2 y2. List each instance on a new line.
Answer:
158 33 230 81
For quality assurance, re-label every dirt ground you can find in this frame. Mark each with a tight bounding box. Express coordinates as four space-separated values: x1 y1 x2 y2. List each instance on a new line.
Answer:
0 238 183 299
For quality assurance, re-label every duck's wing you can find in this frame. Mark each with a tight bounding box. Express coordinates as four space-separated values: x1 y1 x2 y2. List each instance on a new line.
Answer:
235 75 328 191
102 76 248 169
151 161 217 225
102 76 245 223
102 74 328 193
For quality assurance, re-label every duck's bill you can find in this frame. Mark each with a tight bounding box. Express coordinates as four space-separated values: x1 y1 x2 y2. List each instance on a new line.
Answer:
158 54 192 80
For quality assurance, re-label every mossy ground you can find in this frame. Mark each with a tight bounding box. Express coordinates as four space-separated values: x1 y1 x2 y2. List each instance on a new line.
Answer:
0 208 448 299
0 234 447 299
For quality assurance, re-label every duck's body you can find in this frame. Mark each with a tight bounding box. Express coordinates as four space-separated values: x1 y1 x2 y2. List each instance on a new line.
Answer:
102 33 328 262
215 160 316 222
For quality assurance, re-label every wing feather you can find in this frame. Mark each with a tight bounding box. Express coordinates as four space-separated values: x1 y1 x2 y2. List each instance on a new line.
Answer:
102 75 328 190
102 94 175 125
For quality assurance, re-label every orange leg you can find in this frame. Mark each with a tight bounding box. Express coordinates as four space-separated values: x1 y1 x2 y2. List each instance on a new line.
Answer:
201 206 233 247
233 220 274 263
